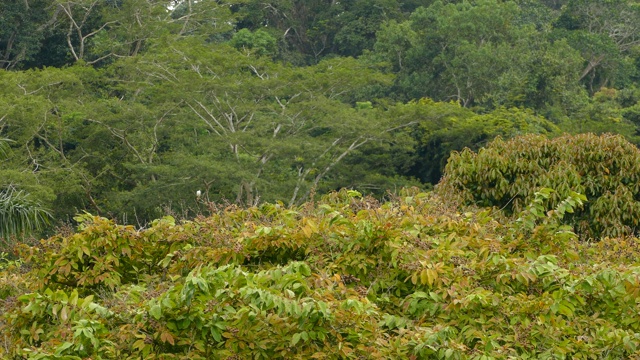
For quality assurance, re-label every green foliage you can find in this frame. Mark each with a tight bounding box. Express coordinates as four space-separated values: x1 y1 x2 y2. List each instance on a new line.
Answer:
230 29 277 56
0 137 51 242
0 34 416 225
556 87 640 144
4 3 640 356
390 99 559 184
373 0 589 112
4 188 640 358
554 0 640 92
440 133 640 238
2 0 640 230
0 0 50 69
237 0 405 62
0 187 51 242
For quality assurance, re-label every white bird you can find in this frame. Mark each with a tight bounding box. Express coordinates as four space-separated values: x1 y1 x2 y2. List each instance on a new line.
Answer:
196 190 202 198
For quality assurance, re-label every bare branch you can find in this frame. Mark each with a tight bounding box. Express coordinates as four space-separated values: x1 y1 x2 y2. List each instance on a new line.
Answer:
191 100 227 135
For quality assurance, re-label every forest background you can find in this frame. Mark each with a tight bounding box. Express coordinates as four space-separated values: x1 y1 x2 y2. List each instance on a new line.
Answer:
2 0 640 234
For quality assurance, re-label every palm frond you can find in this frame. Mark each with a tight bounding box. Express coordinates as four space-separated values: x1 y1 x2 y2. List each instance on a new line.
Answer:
0 138 12 157
0 186 52 239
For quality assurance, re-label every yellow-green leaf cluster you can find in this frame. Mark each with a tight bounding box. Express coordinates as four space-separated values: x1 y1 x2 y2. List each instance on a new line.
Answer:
439 133 640 239
2 189 640 358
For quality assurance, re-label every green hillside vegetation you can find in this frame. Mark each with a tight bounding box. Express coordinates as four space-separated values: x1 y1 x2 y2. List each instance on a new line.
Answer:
4 1 640 357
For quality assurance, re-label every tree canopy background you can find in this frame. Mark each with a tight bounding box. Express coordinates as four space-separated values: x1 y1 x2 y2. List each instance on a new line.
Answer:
1 0 640 231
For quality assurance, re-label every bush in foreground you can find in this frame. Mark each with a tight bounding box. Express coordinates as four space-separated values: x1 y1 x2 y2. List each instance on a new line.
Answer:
2 189 640 359
439 133 640 239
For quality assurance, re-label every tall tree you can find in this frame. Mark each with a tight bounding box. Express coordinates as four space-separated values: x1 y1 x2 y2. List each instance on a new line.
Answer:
373 0 589 117
237 0 405 63
97 39 406 214
0 0 51 69
554 0 640 92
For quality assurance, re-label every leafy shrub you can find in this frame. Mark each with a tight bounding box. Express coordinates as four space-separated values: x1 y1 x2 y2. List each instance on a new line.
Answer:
439 133 640 238
3 189 640 358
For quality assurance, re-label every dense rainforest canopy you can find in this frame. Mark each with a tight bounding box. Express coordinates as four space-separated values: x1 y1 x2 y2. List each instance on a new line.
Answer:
1 0 640 231
6 1 640 358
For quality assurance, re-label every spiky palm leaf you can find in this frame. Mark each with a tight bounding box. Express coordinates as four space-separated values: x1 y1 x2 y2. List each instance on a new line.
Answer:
0 138 51 239
0 187 52 239
0 137 10 155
